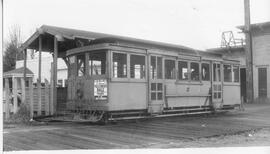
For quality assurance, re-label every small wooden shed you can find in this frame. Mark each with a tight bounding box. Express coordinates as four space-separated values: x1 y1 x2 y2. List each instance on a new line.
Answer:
3 67 34 119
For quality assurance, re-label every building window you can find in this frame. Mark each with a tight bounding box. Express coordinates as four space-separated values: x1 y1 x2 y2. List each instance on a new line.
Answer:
89 52 106 76
113 53 127 78
233 65 239 82
150 56 163 79
178 61 188 80
130 54 145 79
201 63 210 81
151 83 163 100
190 62 199 81
224 64 232 82
77 54 85 76
165 59 175 79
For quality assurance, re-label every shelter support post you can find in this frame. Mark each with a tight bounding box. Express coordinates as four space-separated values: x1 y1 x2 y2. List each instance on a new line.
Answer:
52 36 58 115
50 62 54 115
23 49 27 104
38 35 42 115
5 78 10 119
12 77 18 113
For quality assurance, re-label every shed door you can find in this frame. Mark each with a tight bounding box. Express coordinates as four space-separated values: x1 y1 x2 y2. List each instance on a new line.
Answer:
258 68 267 98
212 62 223 108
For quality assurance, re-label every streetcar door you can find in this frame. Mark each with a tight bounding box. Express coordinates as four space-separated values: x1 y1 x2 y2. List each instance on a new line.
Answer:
212 62 223 109
148 55 164 114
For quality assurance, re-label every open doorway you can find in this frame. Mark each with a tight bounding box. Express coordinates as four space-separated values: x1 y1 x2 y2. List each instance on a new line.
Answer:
240 68 247 103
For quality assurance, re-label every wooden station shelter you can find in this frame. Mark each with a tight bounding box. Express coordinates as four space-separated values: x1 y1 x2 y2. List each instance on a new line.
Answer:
19 25 143 117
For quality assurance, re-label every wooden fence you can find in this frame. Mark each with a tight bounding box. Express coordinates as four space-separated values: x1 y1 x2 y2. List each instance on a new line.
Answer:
3 86 67 117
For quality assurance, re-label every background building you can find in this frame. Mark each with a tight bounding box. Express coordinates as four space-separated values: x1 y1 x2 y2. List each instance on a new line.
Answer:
16 50 68 87
209 21 270 103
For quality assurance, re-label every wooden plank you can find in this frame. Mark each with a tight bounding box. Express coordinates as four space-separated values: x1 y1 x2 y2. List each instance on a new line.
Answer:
20 78 26 104
29 78 34 119
12 77 18 113
22 49 27 104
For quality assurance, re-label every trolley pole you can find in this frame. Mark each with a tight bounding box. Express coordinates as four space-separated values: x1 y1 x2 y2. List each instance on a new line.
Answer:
244 0 254 103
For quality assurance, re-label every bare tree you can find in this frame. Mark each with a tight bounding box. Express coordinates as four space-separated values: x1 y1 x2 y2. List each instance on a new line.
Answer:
3 25 24 72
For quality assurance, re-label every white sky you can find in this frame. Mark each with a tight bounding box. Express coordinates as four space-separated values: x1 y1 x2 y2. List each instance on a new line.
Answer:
3 0 270 50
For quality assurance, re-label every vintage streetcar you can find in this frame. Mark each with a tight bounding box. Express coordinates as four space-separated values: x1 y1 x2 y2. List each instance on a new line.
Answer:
64 37 241 123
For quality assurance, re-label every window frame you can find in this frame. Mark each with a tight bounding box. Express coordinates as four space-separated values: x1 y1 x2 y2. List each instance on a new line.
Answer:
176 59 202 84
233 65 240 83
201 62 211 82
150 82 163 101
111 51 128 80
190 61 200 82
164 58 176 80
76 54 86 77
177 60 189 81
111 51 147 82
223 64 233 83
150 55 164 81
129 53 147 81
88 51 108 77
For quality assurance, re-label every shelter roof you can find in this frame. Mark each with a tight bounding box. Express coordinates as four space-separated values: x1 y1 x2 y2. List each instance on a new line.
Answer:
4 67 34 78
21 25 196 56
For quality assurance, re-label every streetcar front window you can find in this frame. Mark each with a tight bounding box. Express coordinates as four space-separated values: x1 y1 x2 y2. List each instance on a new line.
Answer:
77 54 85 76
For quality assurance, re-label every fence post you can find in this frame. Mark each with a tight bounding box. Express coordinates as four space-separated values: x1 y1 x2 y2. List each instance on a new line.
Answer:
5 78 10 119
29 78 34 119
45 79 50 115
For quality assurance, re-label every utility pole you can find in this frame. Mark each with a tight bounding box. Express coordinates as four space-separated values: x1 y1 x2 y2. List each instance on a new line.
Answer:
244 0 254 103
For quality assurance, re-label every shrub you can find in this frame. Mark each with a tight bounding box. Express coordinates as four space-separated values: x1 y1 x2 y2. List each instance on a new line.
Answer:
7 103 31 124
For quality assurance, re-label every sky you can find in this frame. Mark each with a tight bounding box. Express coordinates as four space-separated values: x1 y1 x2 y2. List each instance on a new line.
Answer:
3 0 270 50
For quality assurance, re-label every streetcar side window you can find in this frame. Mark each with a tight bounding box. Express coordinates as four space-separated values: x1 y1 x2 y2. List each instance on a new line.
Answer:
201 63 210 81
233 65 239 82
89 52 106 76
224 64 232 82
77 54 85 76
130 54 146 79
190 62 199 81
178 61 188 80
165 59 176 79
150 56 163 79
113 53 127 78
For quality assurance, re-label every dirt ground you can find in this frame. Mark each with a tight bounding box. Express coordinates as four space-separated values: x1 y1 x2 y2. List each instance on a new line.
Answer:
148 128 270 148
3 103 270 150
